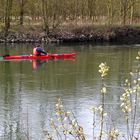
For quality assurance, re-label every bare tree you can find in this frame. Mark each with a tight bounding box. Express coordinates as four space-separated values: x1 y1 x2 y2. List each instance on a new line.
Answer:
19 0 27 25
4 0 13 36
129 0 137 24
41 0 49 33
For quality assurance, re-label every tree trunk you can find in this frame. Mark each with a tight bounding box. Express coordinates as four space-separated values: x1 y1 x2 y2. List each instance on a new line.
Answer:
120 0 127 25
130 0 135 24
107 0 113 25
4 0 13 37
19 0 24 25
41 0 49 34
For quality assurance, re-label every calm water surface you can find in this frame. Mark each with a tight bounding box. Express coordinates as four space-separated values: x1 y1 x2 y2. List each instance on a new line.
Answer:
0 43 140 139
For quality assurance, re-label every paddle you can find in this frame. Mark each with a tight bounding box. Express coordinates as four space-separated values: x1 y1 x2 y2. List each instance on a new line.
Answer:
0 56 3 60
0 54 10 60
3 54 10 57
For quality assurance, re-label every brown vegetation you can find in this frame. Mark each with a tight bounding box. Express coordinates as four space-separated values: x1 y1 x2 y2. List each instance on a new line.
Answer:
0 0 139 43
0 24 139 44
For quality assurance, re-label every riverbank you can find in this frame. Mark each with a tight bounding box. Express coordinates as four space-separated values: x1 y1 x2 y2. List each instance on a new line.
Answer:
0 25 140 44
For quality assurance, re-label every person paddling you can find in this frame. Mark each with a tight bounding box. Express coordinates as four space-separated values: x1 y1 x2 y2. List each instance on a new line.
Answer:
33 45 47 56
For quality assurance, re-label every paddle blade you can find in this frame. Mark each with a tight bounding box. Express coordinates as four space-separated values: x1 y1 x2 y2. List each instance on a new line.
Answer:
0 56 4 60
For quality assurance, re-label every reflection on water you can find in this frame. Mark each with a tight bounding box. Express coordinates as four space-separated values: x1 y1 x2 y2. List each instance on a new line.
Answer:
0 43 139 139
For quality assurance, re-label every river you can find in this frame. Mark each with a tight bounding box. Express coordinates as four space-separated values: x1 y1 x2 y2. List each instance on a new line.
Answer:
0 43 140 140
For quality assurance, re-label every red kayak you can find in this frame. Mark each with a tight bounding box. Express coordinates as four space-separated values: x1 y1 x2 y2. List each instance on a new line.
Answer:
3 53 76 60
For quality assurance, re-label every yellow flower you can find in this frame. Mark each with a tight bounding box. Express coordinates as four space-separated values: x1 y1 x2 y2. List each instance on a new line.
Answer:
136 56 140 60
101 87 107 94
99 62 109 78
